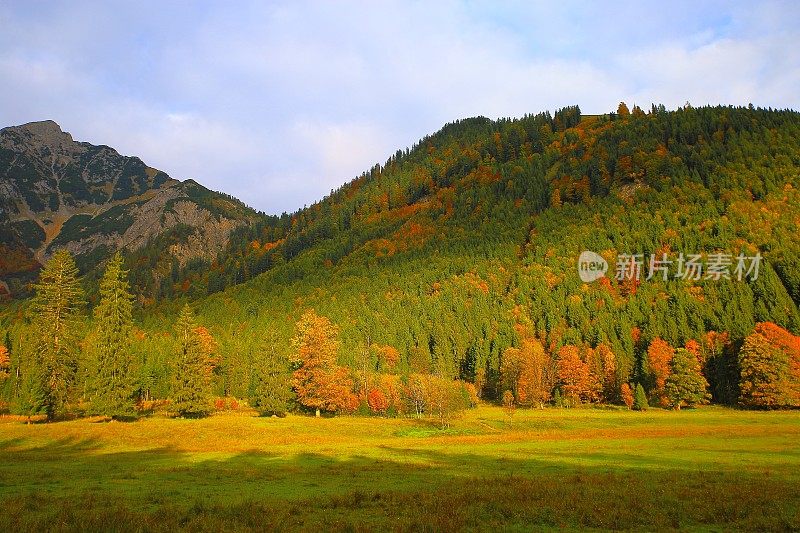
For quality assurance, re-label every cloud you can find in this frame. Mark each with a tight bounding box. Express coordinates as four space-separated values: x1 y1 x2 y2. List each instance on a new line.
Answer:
1 1 798 214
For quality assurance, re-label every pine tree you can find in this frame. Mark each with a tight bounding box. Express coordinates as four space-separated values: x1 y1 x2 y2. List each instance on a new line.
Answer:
633 383 648 411
251 333 292 416
15 370 46 423
171 305 212 417
93 253 137 419
32 249 85 421
664 348 710 409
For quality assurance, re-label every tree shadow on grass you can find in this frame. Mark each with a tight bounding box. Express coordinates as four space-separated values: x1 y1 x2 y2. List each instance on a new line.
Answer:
0 437 798 531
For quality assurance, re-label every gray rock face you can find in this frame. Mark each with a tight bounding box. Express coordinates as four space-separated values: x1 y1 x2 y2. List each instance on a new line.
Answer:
0 120 257 286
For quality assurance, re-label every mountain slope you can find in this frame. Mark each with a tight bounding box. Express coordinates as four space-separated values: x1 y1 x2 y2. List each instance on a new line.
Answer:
179 104 799 403
0 120 262 296
1 104 799 407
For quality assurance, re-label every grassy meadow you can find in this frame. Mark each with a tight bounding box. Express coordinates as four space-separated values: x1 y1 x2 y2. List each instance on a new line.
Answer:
1 406 799 531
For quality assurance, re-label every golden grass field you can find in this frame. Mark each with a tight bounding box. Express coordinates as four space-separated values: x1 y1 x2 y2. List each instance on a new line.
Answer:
1 405 799 531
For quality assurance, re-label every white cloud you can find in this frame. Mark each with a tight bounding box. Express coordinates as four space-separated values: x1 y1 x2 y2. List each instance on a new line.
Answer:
1 1 798 214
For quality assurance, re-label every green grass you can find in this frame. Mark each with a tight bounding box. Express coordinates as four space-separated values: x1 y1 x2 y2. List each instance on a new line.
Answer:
1 406 799 531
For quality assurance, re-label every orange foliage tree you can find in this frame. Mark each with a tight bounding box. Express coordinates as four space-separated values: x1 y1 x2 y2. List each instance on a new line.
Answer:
739 322 800 408
0 345 9 379
620 383 634 409
367 388 389 415
596 343 618 402
556 345 598 405
194 326 220 378
377 344 400 371
647 337 674 406
290 310 356 416
501 334 554 408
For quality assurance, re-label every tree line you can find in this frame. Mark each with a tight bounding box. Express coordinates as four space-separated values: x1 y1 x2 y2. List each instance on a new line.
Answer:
1 248 797 425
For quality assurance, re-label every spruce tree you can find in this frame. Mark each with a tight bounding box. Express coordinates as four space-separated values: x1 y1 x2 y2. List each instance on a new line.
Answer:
32 249 85 421
171 304 211 417
664 348 710 409
250 333 291 416
15 370 46 423
93 253 137 419
632 383 649 411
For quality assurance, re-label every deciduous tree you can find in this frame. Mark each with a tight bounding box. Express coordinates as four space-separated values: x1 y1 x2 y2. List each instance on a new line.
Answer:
0 345 9 380
739 322 800 408
367 388 388 415
291 310 356 415
647 337 674 406
621 382 634 409
502 390 515 426
556 345 597 405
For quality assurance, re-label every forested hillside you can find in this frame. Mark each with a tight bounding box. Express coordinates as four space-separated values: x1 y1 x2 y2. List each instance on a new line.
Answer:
1 104 799 417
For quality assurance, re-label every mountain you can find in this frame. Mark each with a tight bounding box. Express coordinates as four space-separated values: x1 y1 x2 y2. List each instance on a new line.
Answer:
177 104 800 404
0 120 262 296
2 104 799 407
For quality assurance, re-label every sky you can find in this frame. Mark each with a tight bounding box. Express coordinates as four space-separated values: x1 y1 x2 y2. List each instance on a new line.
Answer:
1 1 799 214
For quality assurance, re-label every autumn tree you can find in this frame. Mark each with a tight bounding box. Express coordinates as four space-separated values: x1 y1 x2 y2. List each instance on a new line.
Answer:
596 343 618 402
550 188 562 208
556 345 598 405
194 326 220 379
519 337 554 408
404 373 428 417
92 253 137 419
647 337 674 406
502 390 515 426
501 332 554 408
171 305 212 417
250 332 292 416
32 249 85 421
738 322 800 408
621 382 634 409
0 345 9 380
425 375 469 429
664 348 710 409
367 388 389 415
291 310 356 416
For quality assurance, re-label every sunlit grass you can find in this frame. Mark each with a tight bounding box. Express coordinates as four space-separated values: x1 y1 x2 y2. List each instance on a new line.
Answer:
1 406 799 531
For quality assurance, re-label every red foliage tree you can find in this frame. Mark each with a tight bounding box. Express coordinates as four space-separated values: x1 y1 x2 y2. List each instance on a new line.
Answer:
367 388 389 415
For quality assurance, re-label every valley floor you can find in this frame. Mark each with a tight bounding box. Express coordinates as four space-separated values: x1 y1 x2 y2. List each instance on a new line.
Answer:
1 406 799 531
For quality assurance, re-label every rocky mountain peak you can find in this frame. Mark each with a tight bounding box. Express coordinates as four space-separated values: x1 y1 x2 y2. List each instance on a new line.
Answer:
1 120 76 153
